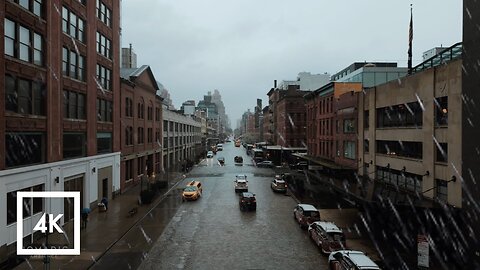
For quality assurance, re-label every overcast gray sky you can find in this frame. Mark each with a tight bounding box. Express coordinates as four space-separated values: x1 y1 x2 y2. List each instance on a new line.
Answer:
121 0 462 125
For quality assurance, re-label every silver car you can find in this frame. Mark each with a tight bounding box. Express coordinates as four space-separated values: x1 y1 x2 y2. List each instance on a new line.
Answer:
271 175 287 193
328 250 380 270
234 174 248 192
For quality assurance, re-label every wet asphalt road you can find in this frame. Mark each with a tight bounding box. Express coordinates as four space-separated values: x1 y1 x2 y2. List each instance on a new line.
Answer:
138 143 329 270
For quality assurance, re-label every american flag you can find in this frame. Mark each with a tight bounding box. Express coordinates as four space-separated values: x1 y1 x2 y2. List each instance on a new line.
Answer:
408 5 413 74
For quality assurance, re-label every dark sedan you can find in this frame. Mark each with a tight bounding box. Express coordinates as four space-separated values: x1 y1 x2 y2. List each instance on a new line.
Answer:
256 161 274 168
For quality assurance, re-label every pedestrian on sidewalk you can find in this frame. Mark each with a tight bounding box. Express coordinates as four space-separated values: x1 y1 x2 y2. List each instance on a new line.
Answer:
101 197 108 210
81 208 91 229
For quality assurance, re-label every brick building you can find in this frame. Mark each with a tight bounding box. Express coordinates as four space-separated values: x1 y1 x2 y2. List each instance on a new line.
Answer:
275 85 309 147
304 82 362 169
0 0 121 257
120 65 163 192
262 106 272 144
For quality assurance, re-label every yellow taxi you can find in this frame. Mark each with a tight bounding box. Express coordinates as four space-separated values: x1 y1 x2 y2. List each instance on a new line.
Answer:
182 181 202 201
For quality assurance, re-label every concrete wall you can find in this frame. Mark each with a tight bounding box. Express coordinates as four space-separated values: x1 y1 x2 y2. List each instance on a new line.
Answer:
359 59 462 207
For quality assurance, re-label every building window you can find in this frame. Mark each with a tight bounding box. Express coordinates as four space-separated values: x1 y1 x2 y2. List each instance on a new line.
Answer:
7 184 45 225
63 133 86 158
62 47 85 81
97 132 112 154
336 120 340 134
125 126 133 145
138 127 144 144
33 33 43 65
147 128 153 143
436 143 448 163
344 141 356 160
435 179 448 202
435 96 448 126
5 19 15 56
96 32 112 59
364 110 369 129
96 0 112 27
343 119 355 133
5 75 45 115
62 7 85 42
137 101 144 119
377 101 423 128
164 120 168 132
6 132 45 168
156 108 161 121
4 19 44 66
96 64 112 91
63 90 86 119
137 157 144 176
376 166 422 192
147 106 153 120
125 97 133 117
163 137 168 149
125 160 133 182
14 0 44 17
364 139 369 153
376 140 423 159
96 98 112 122
156 129 161 143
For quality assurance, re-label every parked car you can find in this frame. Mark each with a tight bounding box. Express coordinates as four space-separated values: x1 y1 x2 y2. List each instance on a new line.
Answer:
328 250 380 270
293 204 321 229
206 151 214 158
216 144 223 151
271 175 287 193
239 192 256 211
234 174 248 192
290 161 308 170
182 181 202 201
218 156 225 165
256 160 274 168
234 156 243 164
308 221 346 254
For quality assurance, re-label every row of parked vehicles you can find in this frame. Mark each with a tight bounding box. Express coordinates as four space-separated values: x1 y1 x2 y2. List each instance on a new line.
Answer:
292 202 380 270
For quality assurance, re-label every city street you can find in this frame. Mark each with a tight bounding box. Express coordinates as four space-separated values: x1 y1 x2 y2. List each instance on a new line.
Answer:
133 142 381 270
138 142 328 269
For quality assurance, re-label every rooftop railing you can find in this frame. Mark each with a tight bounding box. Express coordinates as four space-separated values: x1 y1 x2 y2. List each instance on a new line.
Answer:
411 42 462 74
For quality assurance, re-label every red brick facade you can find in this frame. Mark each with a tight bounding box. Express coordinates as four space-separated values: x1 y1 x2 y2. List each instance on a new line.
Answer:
334 91 360 169
0 0 121 169
120 67 163 192
305 82 362 168
275 86 309 147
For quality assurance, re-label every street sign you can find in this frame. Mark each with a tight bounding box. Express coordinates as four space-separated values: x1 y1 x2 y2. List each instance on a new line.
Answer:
417 234 429 268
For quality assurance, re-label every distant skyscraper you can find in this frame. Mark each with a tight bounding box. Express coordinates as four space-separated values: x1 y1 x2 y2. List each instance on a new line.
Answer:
159 88 175 110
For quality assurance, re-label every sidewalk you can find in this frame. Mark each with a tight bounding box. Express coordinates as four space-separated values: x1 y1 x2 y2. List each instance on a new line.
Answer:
15 172 186 270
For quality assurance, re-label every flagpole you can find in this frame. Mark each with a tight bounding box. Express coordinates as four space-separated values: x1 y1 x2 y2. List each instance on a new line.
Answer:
408 4 413 74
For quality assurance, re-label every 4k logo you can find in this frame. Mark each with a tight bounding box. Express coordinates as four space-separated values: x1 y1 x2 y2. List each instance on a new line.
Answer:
33 213 64 234
17 191 80 256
